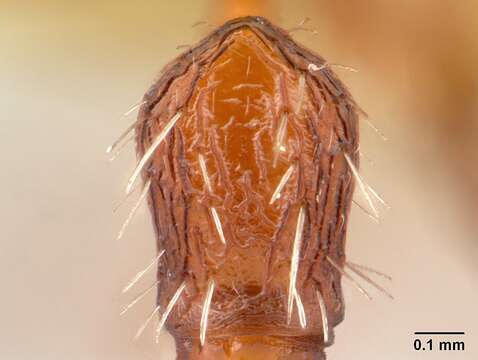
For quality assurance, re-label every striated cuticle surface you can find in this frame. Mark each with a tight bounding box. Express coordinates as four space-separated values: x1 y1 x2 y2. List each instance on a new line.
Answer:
134 16 360 358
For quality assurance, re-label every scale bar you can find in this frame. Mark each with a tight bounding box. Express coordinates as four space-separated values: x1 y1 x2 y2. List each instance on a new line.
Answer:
414 332 465 335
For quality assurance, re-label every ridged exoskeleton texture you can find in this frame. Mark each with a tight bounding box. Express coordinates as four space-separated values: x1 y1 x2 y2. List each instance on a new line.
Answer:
135 16 360 359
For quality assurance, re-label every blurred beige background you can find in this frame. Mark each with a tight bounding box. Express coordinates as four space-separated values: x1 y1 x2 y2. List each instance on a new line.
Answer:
1 0 477 359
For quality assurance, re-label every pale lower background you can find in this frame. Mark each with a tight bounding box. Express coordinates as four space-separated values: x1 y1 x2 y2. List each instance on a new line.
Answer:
1 0 477 359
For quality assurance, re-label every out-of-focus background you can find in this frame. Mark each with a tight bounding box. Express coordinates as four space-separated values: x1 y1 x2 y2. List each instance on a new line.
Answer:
1 0 477 359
